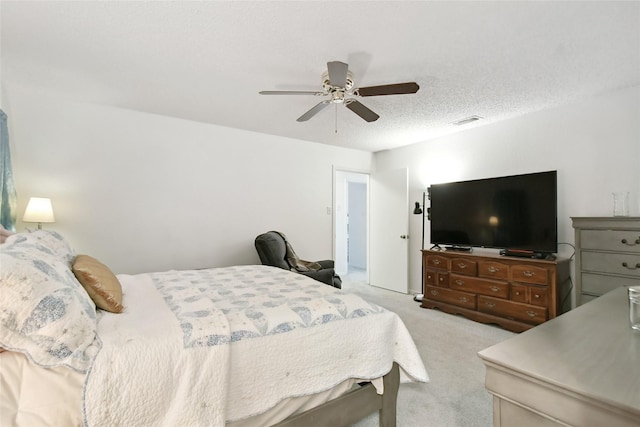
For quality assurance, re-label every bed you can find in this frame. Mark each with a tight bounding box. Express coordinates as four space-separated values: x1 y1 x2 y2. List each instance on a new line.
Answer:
0 230 428 426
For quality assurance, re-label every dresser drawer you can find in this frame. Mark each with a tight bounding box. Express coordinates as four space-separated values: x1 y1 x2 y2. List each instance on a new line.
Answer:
581 273 640 296
425 269 436 286
426 255 449 270
510 284 528 303
511 265 549 285
450 258 477 276
509 284 548 306
478 261 509 280
581 252 640 278
436 272 449 287
529 285 549 307
581 229 640 254
425 286 476 310
478 296 547 325
449 274 509 299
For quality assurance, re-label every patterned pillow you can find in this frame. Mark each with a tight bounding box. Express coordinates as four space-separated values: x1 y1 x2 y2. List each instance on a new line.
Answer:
0 232 100 372
3 230 77 266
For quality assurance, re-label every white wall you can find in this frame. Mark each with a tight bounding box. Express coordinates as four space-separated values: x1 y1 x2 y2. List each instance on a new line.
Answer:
375 86 640 298
5 87 373 274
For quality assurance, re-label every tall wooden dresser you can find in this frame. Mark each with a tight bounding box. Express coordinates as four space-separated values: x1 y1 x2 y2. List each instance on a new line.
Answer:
421 250 571 333
572 217 640 305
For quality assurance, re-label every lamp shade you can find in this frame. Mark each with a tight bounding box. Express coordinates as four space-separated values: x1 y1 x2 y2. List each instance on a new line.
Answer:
23 197 55 223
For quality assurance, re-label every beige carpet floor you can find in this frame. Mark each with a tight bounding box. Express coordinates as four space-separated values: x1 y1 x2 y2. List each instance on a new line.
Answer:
341 272 515 427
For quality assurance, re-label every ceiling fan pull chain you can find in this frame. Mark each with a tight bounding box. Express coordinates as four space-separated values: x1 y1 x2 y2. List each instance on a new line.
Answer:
335 104 338 134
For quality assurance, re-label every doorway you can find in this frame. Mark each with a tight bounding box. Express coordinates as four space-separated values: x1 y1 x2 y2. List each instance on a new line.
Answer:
334 170 369 283
333 167 409 293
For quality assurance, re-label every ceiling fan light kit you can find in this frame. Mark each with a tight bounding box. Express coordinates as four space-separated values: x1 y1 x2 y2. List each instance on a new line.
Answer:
260 61 420 124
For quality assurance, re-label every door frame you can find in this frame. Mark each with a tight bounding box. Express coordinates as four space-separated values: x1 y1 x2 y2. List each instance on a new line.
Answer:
332 166 370 281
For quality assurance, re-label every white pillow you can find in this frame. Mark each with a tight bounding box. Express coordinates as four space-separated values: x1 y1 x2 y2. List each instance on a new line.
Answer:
0 231 100 372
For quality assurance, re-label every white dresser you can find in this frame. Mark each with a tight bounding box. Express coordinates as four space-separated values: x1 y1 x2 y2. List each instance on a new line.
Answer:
572 217 640 305
478 286 640 427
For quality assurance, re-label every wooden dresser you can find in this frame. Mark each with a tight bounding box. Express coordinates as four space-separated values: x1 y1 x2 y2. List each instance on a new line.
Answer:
572 217 640 305
421 250 571 333
479 287 640 427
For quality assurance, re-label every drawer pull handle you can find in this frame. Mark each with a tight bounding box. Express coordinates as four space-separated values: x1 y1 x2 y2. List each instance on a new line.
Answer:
523 271 535 277
439 277 445 282
487 266 500 273
621 238 640 246
622 262 640 270
484 302 495 308
459 297 469 303
515 291 521 296
455 279 464 286
432 259 441 265
526 311 537 318
534 294 540 299
430 290 439 296
457 263 467 269
490 286 500 292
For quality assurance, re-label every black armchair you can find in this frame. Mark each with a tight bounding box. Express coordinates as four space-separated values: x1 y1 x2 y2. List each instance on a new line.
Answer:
254 231 342 289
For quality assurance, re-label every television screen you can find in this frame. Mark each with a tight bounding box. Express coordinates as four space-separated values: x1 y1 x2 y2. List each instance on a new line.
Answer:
429 171 557 253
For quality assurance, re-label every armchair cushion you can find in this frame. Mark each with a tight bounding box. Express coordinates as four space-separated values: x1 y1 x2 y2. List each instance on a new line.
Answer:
316 260 335 269
299 269 334 286
254 232 289 270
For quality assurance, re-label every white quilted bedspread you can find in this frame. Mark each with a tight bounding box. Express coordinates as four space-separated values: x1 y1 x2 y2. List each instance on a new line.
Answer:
83 265 428 426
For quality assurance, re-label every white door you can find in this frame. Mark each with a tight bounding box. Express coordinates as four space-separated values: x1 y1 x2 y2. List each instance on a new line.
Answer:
369 168 409 293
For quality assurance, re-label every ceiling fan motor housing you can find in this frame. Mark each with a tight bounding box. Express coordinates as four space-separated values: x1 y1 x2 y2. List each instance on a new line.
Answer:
321 71 354 104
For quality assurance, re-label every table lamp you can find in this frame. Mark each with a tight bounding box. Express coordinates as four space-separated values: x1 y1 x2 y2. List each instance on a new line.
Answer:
23 197 55 230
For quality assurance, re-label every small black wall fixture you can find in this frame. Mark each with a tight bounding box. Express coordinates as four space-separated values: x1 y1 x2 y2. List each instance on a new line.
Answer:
413 201 422 215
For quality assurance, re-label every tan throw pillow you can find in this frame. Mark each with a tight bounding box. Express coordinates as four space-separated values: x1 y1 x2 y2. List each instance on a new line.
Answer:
73 255 124 313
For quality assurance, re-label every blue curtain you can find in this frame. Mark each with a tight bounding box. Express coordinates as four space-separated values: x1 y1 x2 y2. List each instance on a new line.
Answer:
0 109 17 231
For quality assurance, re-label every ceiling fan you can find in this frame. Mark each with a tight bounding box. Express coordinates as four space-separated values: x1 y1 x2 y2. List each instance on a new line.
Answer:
259 61 419 123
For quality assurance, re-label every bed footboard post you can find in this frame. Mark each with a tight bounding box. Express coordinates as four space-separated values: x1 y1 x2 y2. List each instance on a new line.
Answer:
379 362 400 427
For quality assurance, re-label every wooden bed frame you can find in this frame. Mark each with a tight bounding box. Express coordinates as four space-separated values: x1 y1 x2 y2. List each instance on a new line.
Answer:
274 362 400 427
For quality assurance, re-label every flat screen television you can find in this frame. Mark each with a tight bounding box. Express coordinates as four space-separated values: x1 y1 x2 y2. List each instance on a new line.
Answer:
429 171 557 254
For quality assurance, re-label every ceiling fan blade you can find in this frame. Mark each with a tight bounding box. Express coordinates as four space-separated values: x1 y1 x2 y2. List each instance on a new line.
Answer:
345 100 379 122
327 61 349 87
259 90 324 96
297 101 331 122
356 82 420 97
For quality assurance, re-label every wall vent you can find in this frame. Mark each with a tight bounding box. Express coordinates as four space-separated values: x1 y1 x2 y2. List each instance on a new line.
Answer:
452 115 483 126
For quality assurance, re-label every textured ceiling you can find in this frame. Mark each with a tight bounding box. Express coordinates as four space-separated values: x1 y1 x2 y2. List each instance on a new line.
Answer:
2 1 639 152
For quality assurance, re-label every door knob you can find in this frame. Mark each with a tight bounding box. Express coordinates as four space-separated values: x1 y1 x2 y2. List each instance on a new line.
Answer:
400 235 409 239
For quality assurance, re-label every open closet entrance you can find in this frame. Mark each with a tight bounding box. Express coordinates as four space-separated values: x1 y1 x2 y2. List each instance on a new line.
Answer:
333 170 369 283
334 167 409 292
